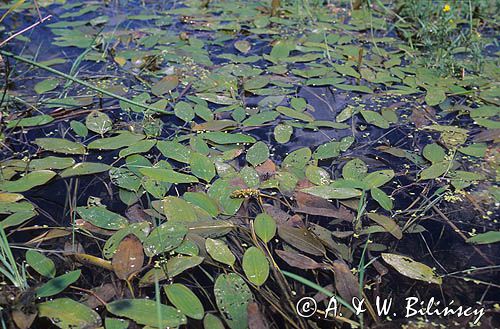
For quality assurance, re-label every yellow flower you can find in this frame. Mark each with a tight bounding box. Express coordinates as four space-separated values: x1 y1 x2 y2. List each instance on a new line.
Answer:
443 4 451 12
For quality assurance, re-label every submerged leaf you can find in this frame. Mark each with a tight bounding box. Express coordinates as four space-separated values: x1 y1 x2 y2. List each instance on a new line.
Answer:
381 253 442 284
214 273 253 329
242 247 269 286
38 298 101 329
107 299 187 328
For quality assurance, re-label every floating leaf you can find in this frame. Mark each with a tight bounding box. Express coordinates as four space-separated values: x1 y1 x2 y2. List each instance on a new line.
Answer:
201 132 256 144
60 162 110 178
246 141 269 166
139 167 199 184
151 75 178 96
112 236 144 280
275 249 322 269
70 120 88 137
174 101 195 122
206 238 235 266
190 152 215 182
26 250 56 278
278 226 325 256
423 143 446 163
301 185 361 200
7 115 54 128
164 283 204 320
183 192 220 217
276 106 314 122
85 111 112 135
242 247 269 286
185 220 234 238
204 313 225 329
36 270 81 298
425 87 446 106
35 79 59 94
419 162 448 180
381 253 442 284
107 299 187 328
234 40 251 54
167 255 204 277
360 110 390 128
282 147 311 169
274 124 293 144
367 213 402 239
76 206 128 230
35 138 85 155
305 165 330 185
253 213 276 243
162 196 198 222
87 132 145 150
466 231 500 245
362 170 394 189
103 222 150 259
156 141 191 163
0 170 56 193
28 156 75 171
371 187 393 210
342 158 368 180
38 298 101 329
143 221 188 257
214 273 253 329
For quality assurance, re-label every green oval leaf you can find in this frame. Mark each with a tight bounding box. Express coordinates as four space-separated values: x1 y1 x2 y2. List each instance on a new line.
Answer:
214 273 253 329
26 250 56 278
107 299 187 328
382 253 442 285
35 138 86 155
205 238 235 266
0 170 56 193
38 298 101 329
164 283 204 320
246 141 269 166
143 221 188 257
242 247 269 286
36 270 81 298
253 213 276 243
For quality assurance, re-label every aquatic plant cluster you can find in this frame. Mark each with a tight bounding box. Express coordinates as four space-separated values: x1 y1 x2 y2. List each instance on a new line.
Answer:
0 0 498 328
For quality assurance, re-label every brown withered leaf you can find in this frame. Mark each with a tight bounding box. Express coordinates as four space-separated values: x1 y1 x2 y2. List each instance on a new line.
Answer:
278 225 325 256
371 258 389 277
410 106 435 128
473 129 500 142
63 241 85 255
288 214 305 228
12 310 37 329
247 302 269 329
75 219 115 236
26 228 71 245
263 204 290 225
275 250 322 270
112 235 144 280
294 191 354 221
125 204 151 223
309 224 351 261
255 159 276 177
331 260 359 302
81 283 117 309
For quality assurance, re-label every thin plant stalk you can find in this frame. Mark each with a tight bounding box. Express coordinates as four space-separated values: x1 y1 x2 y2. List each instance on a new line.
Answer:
0 50 172 115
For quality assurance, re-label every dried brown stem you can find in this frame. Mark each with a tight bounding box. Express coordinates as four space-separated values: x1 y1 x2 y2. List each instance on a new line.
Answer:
0 14 52 48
